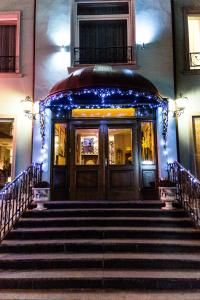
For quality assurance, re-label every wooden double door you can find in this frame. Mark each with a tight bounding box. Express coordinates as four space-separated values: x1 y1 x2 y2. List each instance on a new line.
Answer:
68 121 139 200
52 117 158 201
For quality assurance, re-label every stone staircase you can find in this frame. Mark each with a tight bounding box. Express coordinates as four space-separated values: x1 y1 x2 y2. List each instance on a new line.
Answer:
1 200 200 293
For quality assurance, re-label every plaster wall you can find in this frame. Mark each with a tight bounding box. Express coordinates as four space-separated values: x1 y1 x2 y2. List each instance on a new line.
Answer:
172 0 200 175
33 0 72 180
0 0 34 176
135 0 177 178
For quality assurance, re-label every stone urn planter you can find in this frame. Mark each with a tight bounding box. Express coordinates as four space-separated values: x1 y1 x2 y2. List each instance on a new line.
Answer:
32 181 50 210
159 179 177 210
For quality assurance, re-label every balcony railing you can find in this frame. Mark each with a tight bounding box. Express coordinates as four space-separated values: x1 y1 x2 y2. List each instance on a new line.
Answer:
74 46 134 65
168 161 200 227
0 56 18 72
0 163 42 242
189 52 200 68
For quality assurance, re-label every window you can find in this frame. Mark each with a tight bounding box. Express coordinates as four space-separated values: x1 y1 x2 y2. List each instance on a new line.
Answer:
141 122 155 164
193 117 200 179
0 120 14 189
54 123 67 166
0 12 20 73
73 0 135 65
184 9 200 70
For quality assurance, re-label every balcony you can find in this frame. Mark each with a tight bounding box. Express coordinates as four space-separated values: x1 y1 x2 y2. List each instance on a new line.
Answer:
74 46 134 65
189 52 200 69
0 56 18 73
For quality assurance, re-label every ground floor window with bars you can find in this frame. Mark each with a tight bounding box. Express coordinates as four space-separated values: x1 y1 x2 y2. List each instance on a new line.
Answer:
0 120 14 189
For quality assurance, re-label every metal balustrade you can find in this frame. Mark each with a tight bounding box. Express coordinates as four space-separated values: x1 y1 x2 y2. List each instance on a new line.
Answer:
0 163 42 242
0 56 18 72
74 46 134 65
168 161 200 227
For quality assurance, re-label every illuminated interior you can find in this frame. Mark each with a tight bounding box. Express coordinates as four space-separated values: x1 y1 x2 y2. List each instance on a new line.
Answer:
72 108 135 118
108 128 132 165
0 121 13 188
54 123 67 165
141 122 154 163
188 15 200 69
76 128 99 165
193 117 200 179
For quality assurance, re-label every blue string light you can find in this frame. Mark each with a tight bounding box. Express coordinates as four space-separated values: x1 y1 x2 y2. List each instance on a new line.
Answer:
39 87 168 147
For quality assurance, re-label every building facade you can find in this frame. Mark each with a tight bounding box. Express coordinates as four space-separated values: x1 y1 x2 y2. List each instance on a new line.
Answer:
172 0 200 179
0 1 34 188
1 0 198 200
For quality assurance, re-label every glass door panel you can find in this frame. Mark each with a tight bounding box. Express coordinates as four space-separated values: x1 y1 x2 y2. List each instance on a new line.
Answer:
52 123 68 200
108 128 132 165
54 123 67 166
75 128 99 165
141 122 155 164
193 117 200 179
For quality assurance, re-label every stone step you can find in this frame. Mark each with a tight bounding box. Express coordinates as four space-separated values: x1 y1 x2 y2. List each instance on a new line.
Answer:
1 291 200 300
1 269 200 290
37 201 163 209
1 199 200 292
1 239 200 254
16 216 193 228
6 226 200 240
1 253 200 270
23 208 187 218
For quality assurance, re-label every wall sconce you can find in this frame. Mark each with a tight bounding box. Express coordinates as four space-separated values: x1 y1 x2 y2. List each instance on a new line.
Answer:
173 94 189 117
21 96 36 120
60 45 70 52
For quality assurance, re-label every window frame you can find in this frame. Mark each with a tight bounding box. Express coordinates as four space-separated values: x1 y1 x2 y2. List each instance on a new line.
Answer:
183 7 200 73
0 11 21 75
72 0 135 66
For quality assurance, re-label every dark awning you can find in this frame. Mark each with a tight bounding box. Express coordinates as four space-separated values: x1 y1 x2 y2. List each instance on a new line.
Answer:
41 65 164 111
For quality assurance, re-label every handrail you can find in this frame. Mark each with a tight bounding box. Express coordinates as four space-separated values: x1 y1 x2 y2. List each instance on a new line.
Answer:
168 161 200 226
74 46 134 65
0 163 42 242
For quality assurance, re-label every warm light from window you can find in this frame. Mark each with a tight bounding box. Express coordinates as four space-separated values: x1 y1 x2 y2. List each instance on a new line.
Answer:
72 108 135 118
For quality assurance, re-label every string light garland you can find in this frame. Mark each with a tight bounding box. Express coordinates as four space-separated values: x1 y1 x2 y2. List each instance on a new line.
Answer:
39 88 168 147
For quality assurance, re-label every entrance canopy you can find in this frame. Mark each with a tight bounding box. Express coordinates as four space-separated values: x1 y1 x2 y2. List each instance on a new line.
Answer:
40 65 164 112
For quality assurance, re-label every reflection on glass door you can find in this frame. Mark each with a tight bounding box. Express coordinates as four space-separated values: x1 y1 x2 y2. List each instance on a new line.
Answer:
141 122 155 164
75 128 99 165
193 117 200 179
0 120 13 189
108 128 132 165
54 123 67 165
